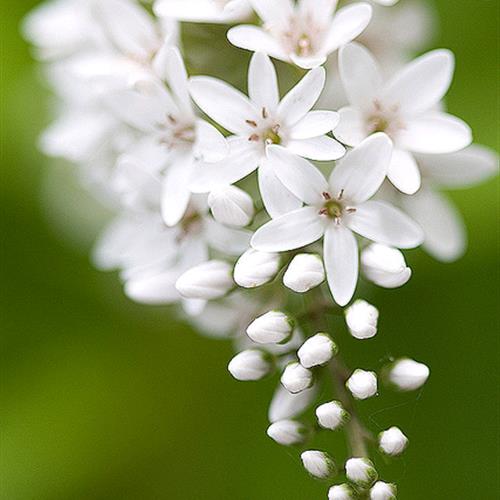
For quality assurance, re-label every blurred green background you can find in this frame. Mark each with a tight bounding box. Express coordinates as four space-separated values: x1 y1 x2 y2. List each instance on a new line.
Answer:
1 1 498 498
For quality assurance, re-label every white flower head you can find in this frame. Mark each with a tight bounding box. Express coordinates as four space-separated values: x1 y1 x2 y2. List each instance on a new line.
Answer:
345 299 379 339
266 419 307 446
379 426 408 456
234 248 281 288
346 369 378 400
337 42 472 194
370 481 397 500
345 457 378 488
228 0 372 69
316 401 349 431
246 310 294 344
297 333 338 368
328 484 356 500
283 253 325 293
228 349 274 381
189 52 345 218
301 450 337 480
252 134 424 305
361 243 412 288
281 362 314 394
388 358 430 391
208 185 254 227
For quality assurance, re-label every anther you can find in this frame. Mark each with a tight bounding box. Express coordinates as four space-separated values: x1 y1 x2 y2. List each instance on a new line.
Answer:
248 134 260 142
262 107 268 119
246 119 258 127
338 189 344 200
322 192 331 200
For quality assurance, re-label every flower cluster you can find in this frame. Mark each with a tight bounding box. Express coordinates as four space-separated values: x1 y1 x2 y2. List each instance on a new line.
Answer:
24 0 497 497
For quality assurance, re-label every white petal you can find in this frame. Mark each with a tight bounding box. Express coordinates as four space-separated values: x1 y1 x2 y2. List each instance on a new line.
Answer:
125 269 180 305
339 42 382 111
329 133 392 203
258 159 303 219
155 0 249 23
401 187 466 262
398 112 472 154
289 53 327 69
227 25 288 61
251 207 325 252
248 52 279 110
334 107 367 146
383 49 454 115
299 0 338 20
195 120 229 163
346 200 424 249
287 136 345 161
267 145 328 204
268 384 318 423
163 46 194 119
324 224 359 306
251 0 294 24
205 218 252 255
290 111 340 139
277 67 326 126
387 149 421 195
325 3 373 53
189 76 258 134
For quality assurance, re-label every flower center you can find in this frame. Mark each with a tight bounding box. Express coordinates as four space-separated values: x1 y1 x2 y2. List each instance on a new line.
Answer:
366 100 405 139
296 34 313 57
246 107 282 146
158 114 196 149
318 191 356 222
263 127 282 145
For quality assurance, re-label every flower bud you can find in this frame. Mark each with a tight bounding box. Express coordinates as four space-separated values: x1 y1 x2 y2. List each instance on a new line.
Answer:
297 333 338 368
345 299 379 340
266 419 307 446
281 362 314 394
301 450 337 480
246 310 294 344
283 253 325 292
370 481 397 500
316 401 349 431
234 248 280 288
268 383 318 423
228 349 273 381
346 369 378 400
208 185 254 227
388 358 430 391
328 484 356 500
176 260 233 299
379 426 408 456
361 243 412 288
345 457 378 488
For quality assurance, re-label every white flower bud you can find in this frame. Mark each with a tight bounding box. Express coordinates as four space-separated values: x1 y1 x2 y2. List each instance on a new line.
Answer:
346 369 378 400
228 349 273 381
268 384 318 423
328 484 355 500
345 457 378 488
246 310 294 344
208 185 254 227
361 243 412 289
266 419 307 446
316 401 349 430
345 300 379 340
370 481 397 500
301 450 337 480
379 426 408 456
281 362 313 394
297 333 338 368
283 253 325 292
388 358 430 391
234 249 280 288
175 260 233 299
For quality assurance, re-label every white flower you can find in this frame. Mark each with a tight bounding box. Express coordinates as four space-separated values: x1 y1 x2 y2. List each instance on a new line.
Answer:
228 0 372 69
345 457 378 488
281 362 314 394
370 481 397 500
251 134 424 305
400 145 498 262
337 42 472 194
316 401 349 431
267 419 307 446
228 349 273 381
379 426 408 456
361 243 412 288
371 0 399 6
208 185 255 227
176 260 234 299
283 253 325 293
246 310 294 344
346 369 378 400
234 249 280 288
328 484 355 500
301 450 337 480
268 384 318 423
388 358 430 391
297 333 337 368
189 52 345 218
154 0 253 24
345 299 379 339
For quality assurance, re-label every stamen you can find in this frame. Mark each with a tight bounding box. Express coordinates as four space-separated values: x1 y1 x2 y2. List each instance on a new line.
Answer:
338 189 344 200
248 134 260 142
322 192 331 200
246 119 258 127
262 107 268 119
167 114 177 124
318 208 329 216
346 208 357 214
